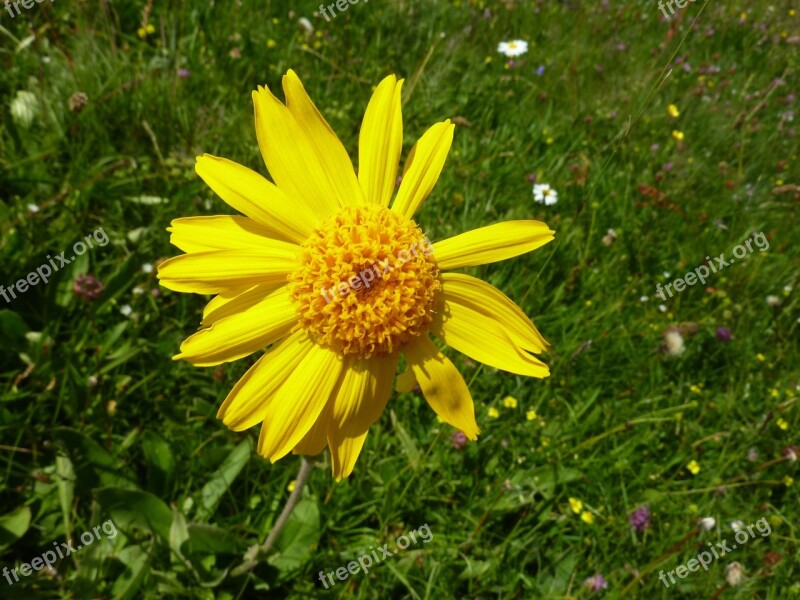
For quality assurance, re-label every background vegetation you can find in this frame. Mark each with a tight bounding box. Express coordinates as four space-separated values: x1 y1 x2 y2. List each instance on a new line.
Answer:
1 0 798 597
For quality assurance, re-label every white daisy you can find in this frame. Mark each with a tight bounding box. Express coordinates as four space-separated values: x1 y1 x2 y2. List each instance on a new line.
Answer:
498 40 529 57
533 183 558 206
119 304 133 317
26 203 40 213
699 517 716 531
142 263 154 274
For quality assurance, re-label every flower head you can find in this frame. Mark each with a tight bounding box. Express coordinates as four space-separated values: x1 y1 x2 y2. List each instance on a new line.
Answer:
569 497 583 514
497 40 528 57
715 326 732 342
533 183 558 206
73 274 105 302
503 395 518 409
629 505 651 533
158 71 554 480
583 574 607 591
451 431 468 449
687 459 700 475
672 130 685 141
667 104 680 118
699 517 716 531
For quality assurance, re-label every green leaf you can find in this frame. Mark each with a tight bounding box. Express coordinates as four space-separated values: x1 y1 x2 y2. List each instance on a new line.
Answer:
53 427 135 490
111 543 154 600
142 431 175 496
95 487 173 542
0 506 31 551
55 455 75 538
269 498 322 572
194 440 251 522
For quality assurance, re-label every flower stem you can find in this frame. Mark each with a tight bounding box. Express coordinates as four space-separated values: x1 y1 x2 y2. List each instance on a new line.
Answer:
230 455 314 577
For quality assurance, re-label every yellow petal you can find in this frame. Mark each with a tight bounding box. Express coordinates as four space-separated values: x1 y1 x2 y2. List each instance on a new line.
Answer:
174 286 296 366
358 75 404 206
157 246 299 294
202 283 285 326
403 335 479 439
330 354 397 437
283 70 365 206
195 155 317 243
391 121 454 219
258 343 344 462
431 300 549 378
440 273 548 353
395 367 417 393
433 221 554 270
328 425 368 481
217 330 311 431
168 215 288 254
253 86 342 217
292 400 331 457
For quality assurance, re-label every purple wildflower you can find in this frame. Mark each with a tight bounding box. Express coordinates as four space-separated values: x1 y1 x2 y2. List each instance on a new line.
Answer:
451 431 468 450
584 574 608 591
715 327 732 342
629 505 651 533
73 274 105 301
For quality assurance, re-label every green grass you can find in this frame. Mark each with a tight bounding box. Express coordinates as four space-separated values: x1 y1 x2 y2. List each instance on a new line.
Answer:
1 0 798 598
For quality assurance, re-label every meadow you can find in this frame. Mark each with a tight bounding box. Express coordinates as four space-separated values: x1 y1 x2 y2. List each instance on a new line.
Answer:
1 0 798 598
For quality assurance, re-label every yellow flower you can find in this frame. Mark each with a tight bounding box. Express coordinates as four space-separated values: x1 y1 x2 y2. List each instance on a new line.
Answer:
287 480 296 492
503 396 518 409
580 511 595 525
770 388 780 398
687 460 700 475
756 353 766 362
488 407 500 419
569 497 583 513
146 23 155 34
667 104 680 118
689 384 702 395
526 409 537 421
158 71 553 480
776 418 789 431
784 475 794 487
137 27 147 39
672 130 684 141
267 39 277 49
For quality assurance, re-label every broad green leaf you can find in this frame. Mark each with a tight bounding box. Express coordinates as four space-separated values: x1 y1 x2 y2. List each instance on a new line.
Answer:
111 543 153 600
0 506 31 551
55 455 75 538
53 427 135 490
269 498 322 572
194 440 251 522
95 487 173 542
142 431 175 496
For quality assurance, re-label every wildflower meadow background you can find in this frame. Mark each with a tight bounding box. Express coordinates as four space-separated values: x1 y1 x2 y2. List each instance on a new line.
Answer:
1 0 798 598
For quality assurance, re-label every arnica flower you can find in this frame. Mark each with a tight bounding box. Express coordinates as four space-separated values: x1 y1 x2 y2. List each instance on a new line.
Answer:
158 71 554 480
497 40 529 57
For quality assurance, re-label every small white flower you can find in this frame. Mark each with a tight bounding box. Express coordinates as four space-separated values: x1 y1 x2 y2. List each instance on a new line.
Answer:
699 517 716 531
784 285 793 294
10 90 39 129
663 271 671 278
725 562 744 586
664 331 685 356
26 203 40 213
132 286 145 296
497 39 529 57
533 183 558 206
658 304 668 313
298 17 314 34
119 304 133 317
640 296 649 302
766 295 781 307
142 263 154 274
730 520 744 532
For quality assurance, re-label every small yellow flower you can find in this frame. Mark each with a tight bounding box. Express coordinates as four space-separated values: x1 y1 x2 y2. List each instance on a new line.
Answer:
756 353 766 362
687 460 700 475
776 418 789 431
672 130 684 141
667 104 680 118
569 497 583 514
146 23 156 34
287 480 296 492
267 39 277 48
545 137 554 145
488 407 500 419
689 384 702 395
784 475 794 487
541 436 550 447
526 409 537 421
271 17 279 24
503 396 518 409
770 388 780 398
137 27 147 39
581 511 595 525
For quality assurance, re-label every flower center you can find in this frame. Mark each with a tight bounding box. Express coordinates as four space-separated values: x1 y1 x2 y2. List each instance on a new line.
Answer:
288 205 440 357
